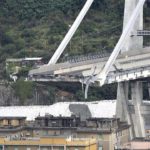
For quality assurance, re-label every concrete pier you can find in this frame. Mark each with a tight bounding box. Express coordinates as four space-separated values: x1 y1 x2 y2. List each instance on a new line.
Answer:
131 81 145 137
116 82 134 139
116 81 146 139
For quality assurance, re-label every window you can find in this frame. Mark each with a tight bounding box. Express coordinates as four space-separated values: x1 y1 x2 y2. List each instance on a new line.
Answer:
53 146 64 150
41 148 48 150
40 146 52 150
98 146 103 150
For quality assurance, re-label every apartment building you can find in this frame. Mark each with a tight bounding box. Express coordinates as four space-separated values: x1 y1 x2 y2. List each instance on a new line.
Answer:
0 101 130 149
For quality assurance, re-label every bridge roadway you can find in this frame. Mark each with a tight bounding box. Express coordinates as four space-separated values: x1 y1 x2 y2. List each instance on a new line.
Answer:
28 48 150 84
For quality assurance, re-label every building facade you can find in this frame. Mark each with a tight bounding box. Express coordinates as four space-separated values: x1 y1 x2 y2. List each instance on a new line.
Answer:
0 136 97 150
0 114 130 150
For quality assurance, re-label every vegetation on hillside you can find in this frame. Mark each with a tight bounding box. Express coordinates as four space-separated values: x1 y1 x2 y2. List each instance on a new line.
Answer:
0 0 150 103
0 0 124 62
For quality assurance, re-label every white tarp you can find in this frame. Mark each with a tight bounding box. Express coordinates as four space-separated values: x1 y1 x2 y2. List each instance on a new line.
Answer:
0 100 116 120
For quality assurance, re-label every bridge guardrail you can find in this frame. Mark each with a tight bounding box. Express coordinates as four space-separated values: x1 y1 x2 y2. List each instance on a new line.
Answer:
63 51 110 63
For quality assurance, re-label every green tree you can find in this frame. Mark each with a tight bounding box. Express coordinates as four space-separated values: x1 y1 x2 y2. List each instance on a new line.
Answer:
13 79 34 105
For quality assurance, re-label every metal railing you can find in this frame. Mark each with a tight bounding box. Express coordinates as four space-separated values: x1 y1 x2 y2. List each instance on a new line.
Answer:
137 30 150 36
64 51 110 63
130 30 150 36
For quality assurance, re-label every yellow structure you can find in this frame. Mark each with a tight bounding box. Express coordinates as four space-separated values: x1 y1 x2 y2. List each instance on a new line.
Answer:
0 137 97 150
0 117 26 127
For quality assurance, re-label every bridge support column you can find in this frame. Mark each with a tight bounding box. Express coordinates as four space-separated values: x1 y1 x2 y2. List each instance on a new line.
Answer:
116 82 134 139
131 81 145 137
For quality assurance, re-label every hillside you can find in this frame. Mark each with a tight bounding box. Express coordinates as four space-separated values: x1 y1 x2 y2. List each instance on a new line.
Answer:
0 0 124 61
0 0 149 105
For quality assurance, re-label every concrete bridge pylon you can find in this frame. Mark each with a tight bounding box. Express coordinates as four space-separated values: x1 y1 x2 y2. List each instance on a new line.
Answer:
122 0 143 54
116 0 146 140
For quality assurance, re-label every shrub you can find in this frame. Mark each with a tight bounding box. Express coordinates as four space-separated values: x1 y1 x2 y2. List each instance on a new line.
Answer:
13 79 34 105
